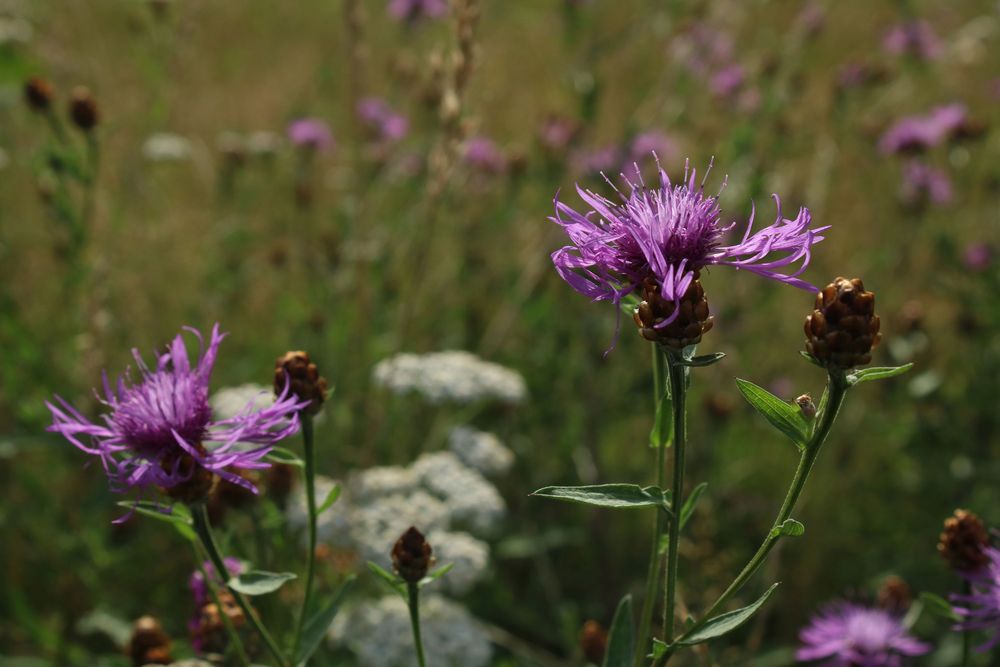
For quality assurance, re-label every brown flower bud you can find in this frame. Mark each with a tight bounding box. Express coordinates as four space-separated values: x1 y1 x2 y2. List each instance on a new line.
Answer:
126 616 172 667
876 575 912 614
24 76 54 112
392 526 433 583
804 277 882 369
632 272 714 349
160 444 216 504
939 509 991 572
189 591 247 655
579 620 608 665
265 462 296 504
69 87 99 131
274 351 328 416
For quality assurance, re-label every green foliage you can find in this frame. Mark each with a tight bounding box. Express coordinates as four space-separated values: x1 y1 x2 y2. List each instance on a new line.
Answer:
602 595 635 667
735 378 810 450
295 576 355 666
677 584 780 645
846 364 914 386
227 570 297 595
532 484 672 512
769 518 805 538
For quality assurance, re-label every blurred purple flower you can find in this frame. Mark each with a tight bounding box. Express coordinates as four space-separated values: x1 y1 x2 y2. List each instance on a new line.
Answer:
621 132 679 182
190 557 244 607
952 546 1000 651
47 325 307 506
879 103 969 154
963 243 993 272
357 97 409 143
797 601 931 665
837 62 880 90
538 116 580 153
463 136 507 173
388 0 447 23
550 159 826 327
287 118 334 151
570 144 622 176
882 20 943 60
672 23 733 76
900 160 952 205
711 64 746 98
796 1 825 35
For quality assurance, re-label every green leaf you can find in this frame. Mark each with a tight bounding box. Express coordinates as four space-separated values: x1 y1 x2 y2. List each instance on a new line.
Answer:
650 384 673 449
918 592 959 621
679 483 708 530
649 638 668 660
846 363 914 386
602 595 635 667
531 484 670 511
265 446 304 467
800 351 823 367
678 583 780 645
735 379 809 450
295 576 355 666
675 352 726 367
317 483 342 515
366 561 406 599
419 563 454 587
769 519 805 538
117 501 196 541
227 570 297 596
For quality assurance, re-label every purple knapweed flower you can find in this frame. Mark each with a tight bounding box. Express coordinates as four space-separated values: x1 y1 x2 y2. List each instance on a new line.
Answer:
963 243 993 272
287 118 334 151
570 144 622 176
899 160 952 206
463 136 507 173
711 63 746 98
357 97 409 143
952 546 1000 650
797 601 931 666
882 20 943 60
388 0 447 23
550 159 826 328
879 104 969 154
621 132 678 183
47 325 308 507
538 115 580 153
190 557 245 606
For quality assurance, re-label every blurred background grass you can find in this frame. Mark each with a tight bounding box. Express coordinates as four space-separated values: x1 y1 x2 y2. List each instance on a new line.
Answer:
0 0 998 665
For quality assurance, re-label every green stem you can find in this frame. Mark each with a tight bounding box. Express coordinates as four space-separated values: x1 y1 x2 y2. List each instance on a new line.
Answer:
637 346 670 666
961 579 971 667
190 503 289 667
654 373 848 666
292 414 318 658
193 550 252 667
663 351 688 642
407 582 428 667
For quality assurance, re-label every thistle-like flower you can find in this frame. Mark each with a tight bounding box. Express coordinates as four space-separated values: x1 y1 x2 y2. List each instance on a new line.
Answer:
47 325 308 507
796 601 931 665
952 546 1000 651
551 159 825 342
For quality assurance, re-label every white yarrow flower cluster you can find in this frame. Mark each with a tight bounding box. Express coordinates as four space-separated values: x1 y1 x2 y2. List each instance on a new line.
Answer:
448 425 514 477
210 383 275 421
425 530 490 595
412 451 506 535
142 133 193 162
373 351 527 404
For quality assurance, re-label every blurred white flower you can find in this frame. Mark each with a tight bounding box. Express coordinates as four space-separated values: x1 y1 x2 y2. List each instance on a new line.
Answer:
425 530 489 595
347 465 417 502
0 16 31 46
210 383 275 421
332 595 492 667
248 130 283 156
373 351 526 405
448 425 514 477
142 133 192 162
287 475 353 548
351 491 451 568
412 451 506 535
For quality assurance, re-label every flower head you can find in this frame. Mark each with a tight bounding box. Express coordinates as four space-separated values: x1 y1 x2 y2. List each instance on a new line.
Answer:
882 20 942 60
900 160 952 206
879 104 969 154
47 325 307 507
190 557 245 607
287 117 333 151
387 0 447 23
357 97 409 143
797 601 931 666
550 159 825 331
952 546 1000 650
463 136 507 173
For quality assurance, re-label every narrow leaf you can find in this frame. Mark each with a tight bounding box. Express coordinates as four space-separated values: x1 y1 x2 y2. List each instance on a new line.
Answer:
678 583 780 645
769 519 805 539
918 592 959 621
317 483 342 515
227 570 297 596
847 363 914 386
366 561 406 599
265 446 304 467
679 483 708 530
735 379 809 450
295 576 356 666
676 352 726 367
649 638 668 660
117 501 196 541
650 386 673 449
531 484 669 510
800 351 823 367
602 595 635 667
419 563 455 587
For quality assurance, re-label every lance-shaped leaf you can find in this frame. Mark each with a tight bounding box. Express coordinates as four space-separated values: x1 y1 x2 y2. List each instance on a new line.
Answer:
846 364 914 386
264 446 304 467
650 386 674 449
679 482 708 530
675 352 726 368
295 576 355 666
917 592 959 622
367 561 406 599
227 570 297 596
531 484 671 512
317 483 342 515
677 583 780 645
736 379 809 450
117 501 196 541
602 595 635 667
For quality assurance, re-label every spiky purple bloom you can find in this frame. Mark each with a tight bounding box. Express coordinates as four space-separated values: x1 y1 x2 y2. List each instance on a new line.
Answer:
882 20 942 60
388 0 447 23
287 118 334 151
879 104 969 154
357 97 409 143
47 325 307 504
796 601 931 666
952 546 1000 650
900 160 952 205
190 557 245 607
550 159 826 327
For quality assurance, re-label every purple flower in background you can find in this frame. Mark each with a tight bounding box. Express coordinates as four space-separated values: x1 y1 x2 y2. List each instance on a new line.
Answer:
671 23 733 76
463 136 507 173
621 132 679 182
287 118 334 151
900 160 952 205
388 0 447 23
550 159 826 326
190 557 245 606
879 103 969 154
711 64 746 98
797 601 931 665
538 115 580 153
47 325 307 506
952 546 1000 650
838 62 881 91
357 97 409 143
571 144 622 176
963 243 993 272
882 20 943 60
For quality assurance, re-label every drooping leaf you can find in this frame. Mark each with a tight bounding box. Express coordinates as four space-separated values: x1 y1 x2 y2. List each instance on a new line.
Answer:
917 592 959 621
531 484 670 511
735 379 809 450
602 595 635 667
769 519 805 539
675 352 726 367
295 576 355 666
419 563 454 587
317 483 342 515
679 483 708 530
116 501 196 541
265 446 304 467
678 583 780 645
366 561 406 599
846 363 914 386
227 570 297 596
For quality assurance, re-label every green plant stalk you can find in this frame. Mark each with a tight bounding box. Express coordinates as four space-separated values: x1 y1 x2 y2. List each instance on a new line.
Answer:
654 372 848 666
663 352 688 642
190 503 289 667
407 582 428 667
292 414 318 658
637 346 669 666
961 579 971 667
193 549 252 667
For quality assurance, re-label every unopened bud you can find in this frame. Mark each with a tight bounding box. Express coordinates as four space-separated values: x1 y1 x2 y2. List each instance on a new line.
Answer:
274 351 328 415
126 616 172 667
392 526 433 583
939 509 991 572
876 575 912 614
632 273 713 348
795 394 816 419
579 620 608 664
24 76 54 112
69 87 99 131
804 277 881 369
189 591 247 655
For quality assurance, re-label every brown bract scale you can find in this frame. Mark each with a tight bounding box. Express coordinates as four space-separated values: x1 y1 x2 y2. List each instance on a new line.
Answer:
207 468 259 522
274 350 328 416
632 272 713 348
804 277 881 369
392 526 433 583
127 616 172 667
190 591 247 655
69 87 99 131
24 77 54 112
160 443 216 504
939 509 991 572
876 576 912 614
579 620 608 665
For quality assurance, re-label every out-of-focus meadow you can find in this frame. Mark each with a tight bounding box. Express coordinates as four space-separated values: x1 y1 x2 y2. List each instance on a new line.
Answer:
1 0 998 665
